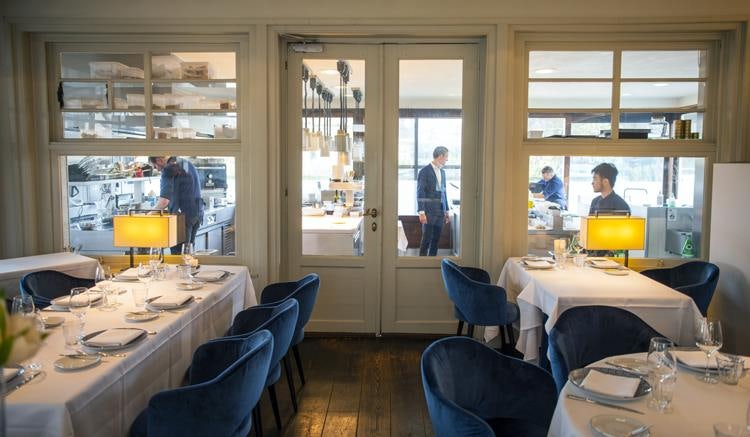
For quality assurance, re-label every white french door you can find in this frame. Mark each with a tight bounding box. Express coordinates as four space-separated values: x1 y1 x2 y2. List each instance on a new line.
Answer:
284 42 480 334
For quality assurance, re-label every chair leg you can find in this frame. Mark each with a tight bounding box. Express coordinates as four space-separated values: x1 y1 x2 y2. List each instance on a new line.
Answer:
292 344 306 385
283 355 298 412
252 404 263 437
268 384 282 430
467 324 475 338
456 320 464 336
506 323 516 346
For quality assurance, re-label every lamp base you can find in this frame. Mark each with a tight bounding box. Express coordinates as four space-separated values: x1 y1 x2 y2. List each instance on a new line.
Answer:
624 250 629 268
129 247 134 268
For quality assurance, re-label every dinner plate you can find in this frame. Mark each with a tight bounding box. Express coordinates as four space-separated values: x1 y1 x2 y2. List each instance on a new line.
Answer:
54 354 102 371
603 268 629 276
569 367 651 402
81 328 148 351
124 311 160 322
176 281 205 291
587 258 622 269
191 270 230 282
146 295 195 312
673 355 719 375
43 316 65 328
606 357 651 376
522 259 554 270
590 415 650 437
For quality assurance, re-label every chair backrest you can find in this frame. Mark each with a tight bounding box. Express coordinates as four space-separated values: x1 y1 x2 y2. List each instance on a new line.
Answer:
548 305 663 392
144 330 273 437
440 259 511 326
421 337 557 437
20 270 95 307
672 261 719 316
227 299 299 370
260 273 320 345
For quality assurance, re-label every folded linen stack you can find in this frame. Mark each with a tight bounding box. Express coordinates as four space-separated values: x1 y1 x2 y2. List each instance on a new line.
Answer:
149 294 193 309
86 329 143 347
580 369 640 397
193 270 226 281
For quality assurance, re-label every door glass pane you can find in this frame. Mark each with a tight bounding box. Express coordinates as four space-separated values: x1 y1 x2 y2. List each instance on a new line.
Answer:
529 82 612 109
301 59 365 256
621 50 707 79
529 51 613 78
620 82 705 109
398 60 462 257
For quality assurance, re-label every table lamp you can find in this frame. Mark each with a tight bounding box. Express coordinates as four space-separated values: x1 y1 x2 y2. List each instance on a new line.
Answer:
579 212 645 267
113 210 179 268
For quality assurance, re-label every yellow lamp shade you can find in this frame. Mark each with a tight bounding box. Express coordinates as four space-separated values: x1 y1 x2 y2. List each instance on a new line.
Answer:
580 215 646 251
113 214 179 248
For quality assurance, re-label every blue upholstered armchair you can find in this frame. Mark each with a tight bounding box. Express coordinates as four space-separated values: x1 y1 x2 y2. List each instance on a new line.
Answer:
228 299 299 434
421 337 557 437
20 270 94 308
130 330 273 437
548 305 664 392
259 273 320 385
440 259 519 347
641 261 719 316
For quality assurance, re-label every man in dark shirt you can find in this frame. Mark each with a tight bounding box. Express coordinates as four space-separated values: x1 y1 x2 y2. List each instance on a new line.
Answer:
589 162 630 215
149 156 204 255
529 166 567 209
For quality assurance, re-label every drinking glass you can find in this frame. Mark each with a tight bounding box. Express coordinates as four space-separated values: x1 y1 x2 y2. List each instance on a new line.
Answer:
69 287 91 321
11 294 35 316
62 318 83 349
148 248 163 279
716 354 745 385
137 262 154 293
95 263 116 310
182 243 195 267
648 344 677 413
131 284 148 309
695 318 723 384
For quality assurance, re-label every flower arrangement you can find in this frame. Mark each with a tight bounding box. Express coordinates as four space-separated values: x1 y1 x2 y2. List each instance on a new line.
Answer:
0 292 47 367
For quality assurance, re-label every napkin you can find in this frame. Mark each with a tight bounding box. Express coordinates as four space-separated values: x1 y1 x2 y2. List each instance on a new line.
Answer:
86 329 142 347
587 258 621 268
673 350 716 368
580 369 640 398
51 292 101 307
116 268 140 280
193 270 226 281
523 259 554 269
3 368 20 383
149 294 193 309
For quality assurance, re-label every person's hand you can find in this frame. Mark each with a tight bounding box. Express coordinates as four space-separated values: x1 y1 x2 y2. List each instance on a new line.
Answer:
444 213 451 224
419 213 427 224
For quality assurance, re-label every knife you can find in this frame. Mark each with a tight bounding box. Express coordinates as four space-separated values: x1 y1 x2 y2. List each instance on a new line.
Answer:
566 394 644 415
4 371 42 396
605 361 649 376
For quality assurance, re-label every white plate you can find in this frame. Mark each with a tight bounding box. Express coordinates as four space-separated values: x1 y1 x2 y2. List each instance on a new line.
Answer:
54 354 101 371
81 328 147 351
569 367 651 402
522 259 555 270
191 270 230 282
43 316 65 328
603 268 629 276
146 295 195 311
590 415 650 437
587 258 622 269
176 281 205 291
124 311 160 322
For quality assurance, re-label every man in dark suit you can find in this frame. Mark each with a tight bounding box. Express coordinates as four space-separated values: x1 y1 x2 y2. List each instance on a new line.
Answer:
417 146 450 256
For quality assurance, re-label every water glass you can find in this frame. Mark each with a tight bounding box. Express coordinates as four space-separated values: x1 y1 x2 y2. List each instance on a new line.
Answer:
11 294 35 316
177 264 192 282
554 250 567 269
651 371 677 413
131 284 148 308
182 243 195 267
573 253 588 268
716 354 745 385
62 318 84 349
713 423 750 437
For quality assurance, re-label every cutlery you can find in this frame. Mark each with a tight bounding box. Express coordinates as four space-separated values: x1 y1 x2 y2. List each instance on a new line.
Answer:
628 424 653 436
147 331 157 335
42 307 68 312
72 350 127 358
566 394 644 415
5 371 42 395
145 296 163 304
605 361 648 375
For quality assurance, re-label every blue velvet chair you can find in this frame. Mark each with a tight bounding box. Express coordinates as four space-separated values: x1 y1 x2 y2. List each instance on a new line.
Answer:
548 305 665 392
421 336 557 437
640 261 719 316
20 270 94 308
129 330 273 437
228 299 299 434
440 259 519 347
259 273 320 385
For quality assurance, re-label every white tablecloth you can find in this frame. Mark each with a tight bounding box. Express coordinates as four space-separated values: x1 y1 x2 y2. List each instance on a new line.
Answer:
549 352 750 437
7 264 256 437
485 258 701 361
0 253 99 297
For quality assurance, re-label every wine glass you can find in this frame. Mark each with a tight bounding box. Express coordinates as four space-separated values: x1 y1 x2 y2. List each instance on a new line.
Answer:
182 243 195 267
69 287 91 322
148 248 162 275
695 317 723 384
11 293 35 316
137 262 154 294
95 263 115 310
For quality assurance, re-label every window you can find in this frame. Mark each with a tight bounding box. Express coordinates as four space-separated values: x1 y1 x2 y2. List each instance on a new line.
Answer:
527 48 709 140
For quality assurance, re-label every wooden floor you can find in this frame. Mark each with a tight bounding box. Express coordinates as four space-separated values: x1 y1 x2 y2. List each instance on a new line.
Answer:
255 336 436 437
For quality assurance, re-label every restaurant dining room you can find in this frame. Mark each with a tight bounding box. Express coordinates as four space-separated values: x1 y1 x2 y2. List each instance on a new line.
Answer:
1 1 750 436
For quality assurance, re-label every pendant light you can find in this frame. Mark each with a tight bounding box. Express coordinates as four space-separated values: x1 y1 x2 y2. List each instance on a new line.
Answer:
304 75 320 152
333 60 351 153
301 64 312 151
319 88 331 157
313 81 325 151
351 87 364 162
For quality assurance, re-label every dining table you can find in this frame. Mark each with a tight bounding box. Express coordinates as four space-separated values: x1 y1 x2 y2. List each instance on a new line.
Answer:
6 264 256 437
0 252 99 297
484 258 702 362
549 352 750 436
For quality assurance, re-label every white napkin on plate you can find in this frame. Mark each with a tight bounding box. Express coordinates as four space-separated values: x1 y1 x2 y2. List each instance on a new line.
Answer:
3 368 20 383
86 329 142 347
116 268 140 280
51 292 102 307
193 270 225 280
673 350 716 368
149 294 193 309
587 258 621 268
523 259 553 269
581 369 640 398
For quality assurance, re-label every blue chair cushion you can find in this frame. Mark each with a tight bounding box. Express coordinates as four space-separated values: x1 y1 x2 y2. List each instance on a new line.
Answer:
641 261 719 316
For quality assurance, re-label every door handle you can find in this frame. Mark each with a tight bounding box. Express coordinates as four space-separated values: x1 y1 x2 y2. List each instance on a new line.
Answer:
362 208 378 218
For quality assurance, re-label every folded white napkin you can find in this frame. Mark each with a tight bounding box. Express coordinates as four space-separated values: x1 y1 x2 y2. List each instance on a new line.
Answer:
193 270 225 280
86 329 142 347
581 369 640 398
673 350 716 368
149 294 193 309
587 258 621 268
52 292 102 307
523 259 553 269
3 368 20 383
116 268 140 280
